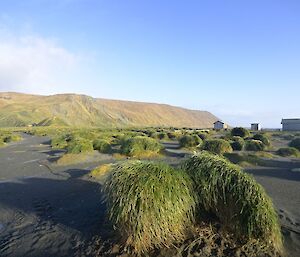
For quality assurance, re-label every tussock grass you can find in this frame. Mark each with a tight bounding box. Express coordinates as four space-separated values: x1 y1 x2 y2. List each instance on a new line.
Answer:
179 134 202 148
120 136 163 157
56 153 90 165
289 138 300 151
277 147 299 157
230 136 244 151
51 133 71 149
0 131 22 146
231 127 250 138
90 164 112 178
182 152 282 253
245 139 265 151
224 152 269 167
103 161 196 254
67 137 94 154
253 133 271 146
93 139 112 153
201 139 232 155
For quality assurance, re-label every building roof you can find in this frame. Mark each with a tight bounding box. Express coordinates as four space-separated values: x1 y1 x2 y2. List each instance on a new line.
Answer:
281 118 300 124
213 120 224 124
282 118 300 121
251 123 260 125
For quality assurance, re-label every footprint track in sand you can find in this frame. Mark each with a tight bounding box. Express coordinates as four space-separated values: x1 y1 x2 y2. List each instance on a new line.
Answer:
278 209 300 235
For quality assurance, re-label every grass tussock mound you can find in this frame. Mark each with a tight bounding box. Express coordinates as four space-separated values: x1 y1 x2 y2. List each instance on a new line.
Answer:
103 161 195 254
289 138 300 151
93 139 112 153
253 133 271 146
245 139 265 151
120 136 163 157
67 137 94 154
0 131 22 146
56 153 90 165
179 134 202 148
90 164 112 178
231 127 250 138
182 152 282 253
277 147 299 157
230 136 245 151
201 139 232 155
51 133 71 149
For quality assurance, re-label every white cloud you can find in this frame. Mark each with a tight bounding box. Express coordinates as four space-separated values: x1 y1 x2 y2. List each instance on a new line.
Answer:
0 30 79 94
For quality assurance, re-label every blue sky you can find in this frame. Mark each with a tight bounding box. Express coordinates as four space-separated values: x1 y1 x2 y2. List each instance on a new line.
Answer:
0 0 299 128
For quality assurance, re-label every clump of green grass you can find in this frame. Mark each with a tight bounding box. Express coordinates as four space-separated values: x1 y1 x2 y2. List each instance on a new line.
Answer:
67 137 94 154
103 161 195 254
224 152 266 167
245 139 265 151
179 134 202 148
252 133 271 146
231 127 250 138
289 138 300 151
93 139 112 153
51 133 72 149
120 136 163 157
201 139 232 155
182 152 282 252
1 133 22 143
196 132 209 141
230 136 244 151
277 147 299 157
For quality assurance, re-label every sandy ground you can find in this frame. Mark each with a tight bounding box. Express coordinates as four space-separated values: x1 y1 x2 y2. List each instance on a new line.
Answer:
0 134 111 257
0 135 299 256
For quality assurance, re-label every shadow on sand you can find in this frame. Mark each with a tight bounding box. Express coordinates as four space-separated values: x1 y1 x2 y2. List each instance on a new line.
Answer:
0 169 109 237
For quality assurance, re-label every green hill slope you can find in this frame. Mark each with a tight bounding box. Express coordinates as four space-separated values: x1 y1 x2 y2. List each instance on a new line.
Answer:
0 92 219 128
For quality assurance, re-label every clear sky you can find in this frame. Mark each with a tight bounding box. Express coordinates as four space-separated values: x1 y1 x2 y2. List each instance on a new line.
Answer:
0 0 299 128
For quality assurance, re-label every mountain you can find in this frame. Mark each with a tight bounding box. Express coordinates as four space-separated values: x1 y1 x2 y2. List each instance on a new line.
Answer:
0 92 219 128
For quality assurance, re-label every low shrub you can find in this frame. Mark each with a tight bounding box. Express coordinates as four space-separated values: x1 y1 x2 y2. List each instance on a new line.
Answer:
67 137 94 154
231 127 250 138
179 134 202 148
289 138 300 151
120 136 163 157
277 147 299 157
103 161 195 254
230 136 244 151
182 152 282 252
245 139 265 151
93 139 112 153
252 134 270 146
201 139 232 155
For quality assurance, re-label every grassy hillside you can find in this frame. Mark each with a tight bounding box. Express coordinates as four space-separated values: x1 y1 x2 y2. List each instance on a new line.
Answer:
0 92 219 128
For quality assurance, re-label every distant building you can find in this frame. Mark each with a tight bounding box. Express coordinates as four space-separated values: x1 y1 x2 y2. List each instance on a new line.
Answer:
213 120 227 130
281 119 300 131
251 123 261 131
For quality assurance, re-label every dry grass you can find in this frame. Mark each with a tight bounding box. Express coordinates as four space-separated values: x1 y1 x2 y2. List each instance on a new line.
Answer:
90 164 112 179
56 153 90 165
